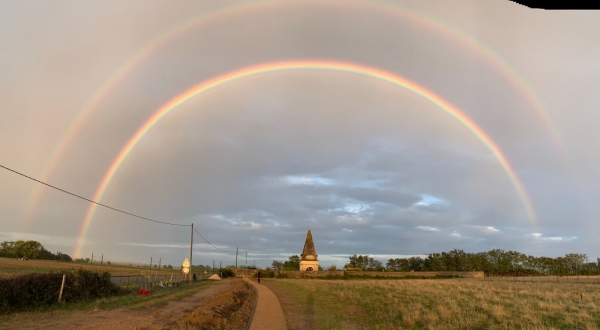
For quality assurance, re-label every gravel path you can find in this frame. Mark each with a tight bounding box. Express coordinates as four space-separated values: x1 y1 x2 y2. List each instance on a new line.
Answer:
244 277 287 330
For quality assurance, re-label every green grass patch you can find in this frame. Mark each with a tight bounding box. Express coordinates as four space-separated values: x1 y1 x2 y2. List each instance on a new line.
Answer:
264 279 369 329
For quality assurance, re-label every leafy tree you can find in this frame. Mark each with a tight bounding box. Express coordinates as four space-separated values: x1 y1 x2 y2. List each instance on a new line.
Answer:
0 240 72 261
408 257 423 271
386 258 395 271
283 255 300 270
345 254 384 271
271 260 283 271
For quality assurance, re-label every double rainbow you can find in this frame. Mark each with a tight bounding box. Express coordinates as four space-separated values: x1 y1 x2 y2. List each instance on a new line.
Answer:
25 0 561 229
72 60 536 258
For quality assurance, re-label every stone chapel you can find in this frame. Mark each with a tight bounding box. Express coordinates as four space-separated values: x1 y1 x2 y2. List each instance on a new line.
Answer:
300 230 318 271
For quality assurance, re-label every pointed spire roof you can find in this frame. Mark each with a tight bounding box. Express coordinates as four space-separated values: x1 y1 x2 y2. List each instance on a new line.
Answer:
301 230 317 260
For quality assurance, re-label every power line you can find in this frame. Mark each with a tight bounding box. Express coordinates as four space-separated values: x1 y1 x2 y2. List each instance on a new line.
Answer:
2 163 234 252
193 227 231 252
0 164 188 227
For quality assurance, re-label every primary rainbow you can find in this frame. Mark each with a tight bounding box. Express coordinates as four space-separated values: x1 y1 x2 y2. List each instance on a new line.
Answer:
26 0 567 229
72 60 536 258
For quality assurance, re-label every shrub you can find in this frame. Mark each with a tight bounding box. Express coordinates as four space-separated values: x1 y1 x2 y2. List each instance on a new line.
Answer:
0 269 126 314
218 268 235 278
258 269 289 279
275 272 289 279
260 269 275 278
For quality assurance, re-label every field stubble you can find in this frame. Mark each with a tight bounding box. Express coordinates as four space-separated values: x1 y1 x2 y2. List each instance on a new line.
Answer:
0 257 180 277
266 276 600 329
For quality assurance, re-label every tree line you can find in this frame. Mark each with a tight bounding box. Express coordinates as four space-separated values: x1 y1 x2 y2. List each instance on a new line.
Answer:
310 250 598 276
0 240 72 261
382 249 596 276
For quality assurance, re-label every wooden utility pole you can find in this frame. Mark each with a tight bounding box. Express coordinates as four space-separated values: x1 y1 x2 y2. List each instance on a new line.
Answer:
245 252 247 269
158 258 161 270
236 247 238 269
91 253 94 264
100 254 103 265
190 224 193 283
150 257 152 269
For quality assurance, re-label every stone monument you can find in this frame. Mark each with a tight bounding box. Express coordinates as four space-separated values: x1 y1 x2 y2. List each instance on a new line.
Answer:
300 230 318 271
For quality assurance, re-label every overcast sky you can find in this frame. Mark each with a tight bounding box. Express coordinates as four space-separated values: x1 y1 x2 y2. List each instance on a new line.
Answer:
1 0 599 268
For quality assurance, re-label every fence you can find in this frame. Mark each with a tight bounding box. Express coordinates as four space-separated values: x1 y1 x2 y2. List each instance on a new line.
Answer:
110 273 211 290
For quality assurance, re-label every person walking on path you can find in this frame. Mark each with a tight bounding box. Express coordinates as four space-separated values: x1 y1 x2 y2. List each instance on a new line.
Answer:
257 270 262 284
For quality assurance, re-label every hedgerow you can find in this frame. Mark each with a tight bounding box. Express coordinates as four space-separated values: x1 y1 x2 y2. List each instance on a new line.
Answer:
0 268 126 313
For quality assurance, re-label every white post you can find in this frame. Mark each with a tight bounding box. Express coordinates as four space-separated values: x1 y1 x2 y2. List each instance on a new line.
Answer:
58 274 66 302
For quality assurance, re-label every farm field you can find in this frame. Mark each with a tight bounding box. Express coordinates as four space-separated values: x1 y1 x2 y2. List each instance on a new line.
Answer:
264 277 600 330
0 257 181 276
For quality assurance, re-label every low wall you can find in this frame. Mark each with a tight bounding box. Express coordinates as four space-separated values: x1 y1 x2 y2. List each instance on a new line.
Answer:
345 271 484 278
234 269 258 278
233 269 344 278
278 270 344 278
232 269 483 278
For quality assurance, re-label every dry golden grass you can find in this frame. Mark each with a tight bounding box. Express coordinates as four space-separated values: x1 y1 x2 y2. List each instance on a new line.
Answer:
266 276 600 329
0 257 180 276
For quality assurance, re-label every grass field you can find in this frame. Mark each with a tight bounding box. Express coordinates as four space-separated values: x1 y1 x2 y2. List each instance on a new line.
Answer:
0 257 181 276
265 276 600 329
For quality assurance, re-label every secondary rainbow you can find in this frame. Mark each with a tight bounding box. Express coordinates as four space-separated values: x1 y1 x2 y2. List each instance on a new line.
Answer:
27 0 566 229
72 60 536 258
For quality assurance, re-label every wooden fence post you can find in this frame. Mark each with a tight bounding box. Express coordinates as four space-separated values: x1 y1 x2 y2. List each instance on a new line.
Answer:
126 276 130 289
58 274 66 303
